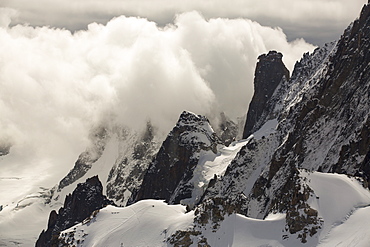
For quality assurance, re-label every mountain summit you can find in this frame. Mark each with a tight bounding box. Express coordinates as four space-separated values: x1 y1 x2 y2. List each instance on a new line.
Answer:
242 50 290 139
131 111 222 205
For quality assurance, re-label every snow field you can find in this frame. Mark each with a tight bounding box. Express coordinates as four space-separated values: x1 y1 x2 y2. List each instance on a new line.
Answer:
61 200 194 247
300 170 370 245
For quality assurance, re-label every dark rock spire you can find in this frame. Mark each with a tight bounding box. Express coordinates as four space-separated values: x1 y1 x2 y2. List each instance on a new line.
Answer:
242 51 289 139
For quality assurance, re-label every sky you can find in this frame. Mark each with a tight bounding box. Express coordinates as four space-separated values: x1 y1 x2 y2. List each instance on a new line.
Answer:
0 0 367 195
1 0 367 45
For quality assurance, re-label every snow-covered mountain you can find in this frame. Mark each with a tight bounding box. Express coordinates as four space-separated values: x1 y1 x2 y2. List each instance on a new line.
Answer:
55 172 370 247
0 2 369 246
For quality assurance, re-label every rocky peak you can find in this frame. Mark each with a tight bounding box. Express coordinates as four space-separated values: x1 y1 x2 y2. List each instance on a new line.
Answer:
36 176 114 247
130 111 222 205
242 51 290 139
176 110 207 125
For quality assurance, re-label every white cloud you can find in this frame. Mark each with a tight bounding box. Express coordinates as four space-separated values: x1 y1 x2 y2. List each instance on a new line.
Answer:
0 11 314 191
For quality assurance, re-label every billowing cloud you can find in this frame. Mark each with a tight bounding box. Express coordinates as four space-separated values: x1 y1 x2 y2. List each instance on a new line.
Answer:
2 0 367 45
0 11 314 194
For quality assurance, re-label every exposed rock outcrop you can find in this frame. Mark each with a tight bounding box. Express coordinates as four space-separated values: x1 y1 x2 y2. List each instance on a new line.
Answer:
36 176 114 247
131 111 222 205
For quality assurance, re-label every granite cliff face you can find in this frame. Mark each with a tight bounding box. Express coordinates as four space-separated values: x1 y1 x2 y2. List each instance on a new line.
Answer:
242 51 290 139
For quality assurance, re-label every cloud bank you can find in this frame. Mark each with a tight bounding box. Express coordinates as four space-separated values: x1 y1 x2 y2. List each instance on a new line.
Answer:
0 11 314 192
2 0 367 45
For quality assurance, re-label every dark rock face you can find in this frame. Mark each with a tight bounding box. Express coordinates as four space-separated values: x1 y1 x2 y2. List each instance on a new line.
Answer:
58 127 109 190
131 111 222 205
247 163 322 242
320 3 370 182
242 51 290 139
36 176 114 247
271 2 370 181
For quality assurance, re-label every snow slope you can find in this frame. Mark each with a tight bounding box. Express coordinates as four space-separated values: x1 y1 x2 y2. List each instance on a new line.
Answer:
0 151 82 246
193 170 370 247
197 213 288 247
59 200 194 247
56 171 370 247
182 139 248 206
0 197 51 246
301 171 370 245
0 128 154 246
0 134 120 246
317 207 370 247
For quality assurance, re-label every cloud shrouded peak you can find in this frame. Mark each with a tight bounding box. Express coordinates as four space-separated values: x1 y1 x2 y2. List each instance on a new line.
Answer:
0 11 314 192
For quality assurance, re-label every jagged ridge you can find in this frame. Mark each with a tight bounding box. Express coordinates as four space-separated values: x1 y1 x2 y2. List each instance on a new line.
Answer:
36 176 114 247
